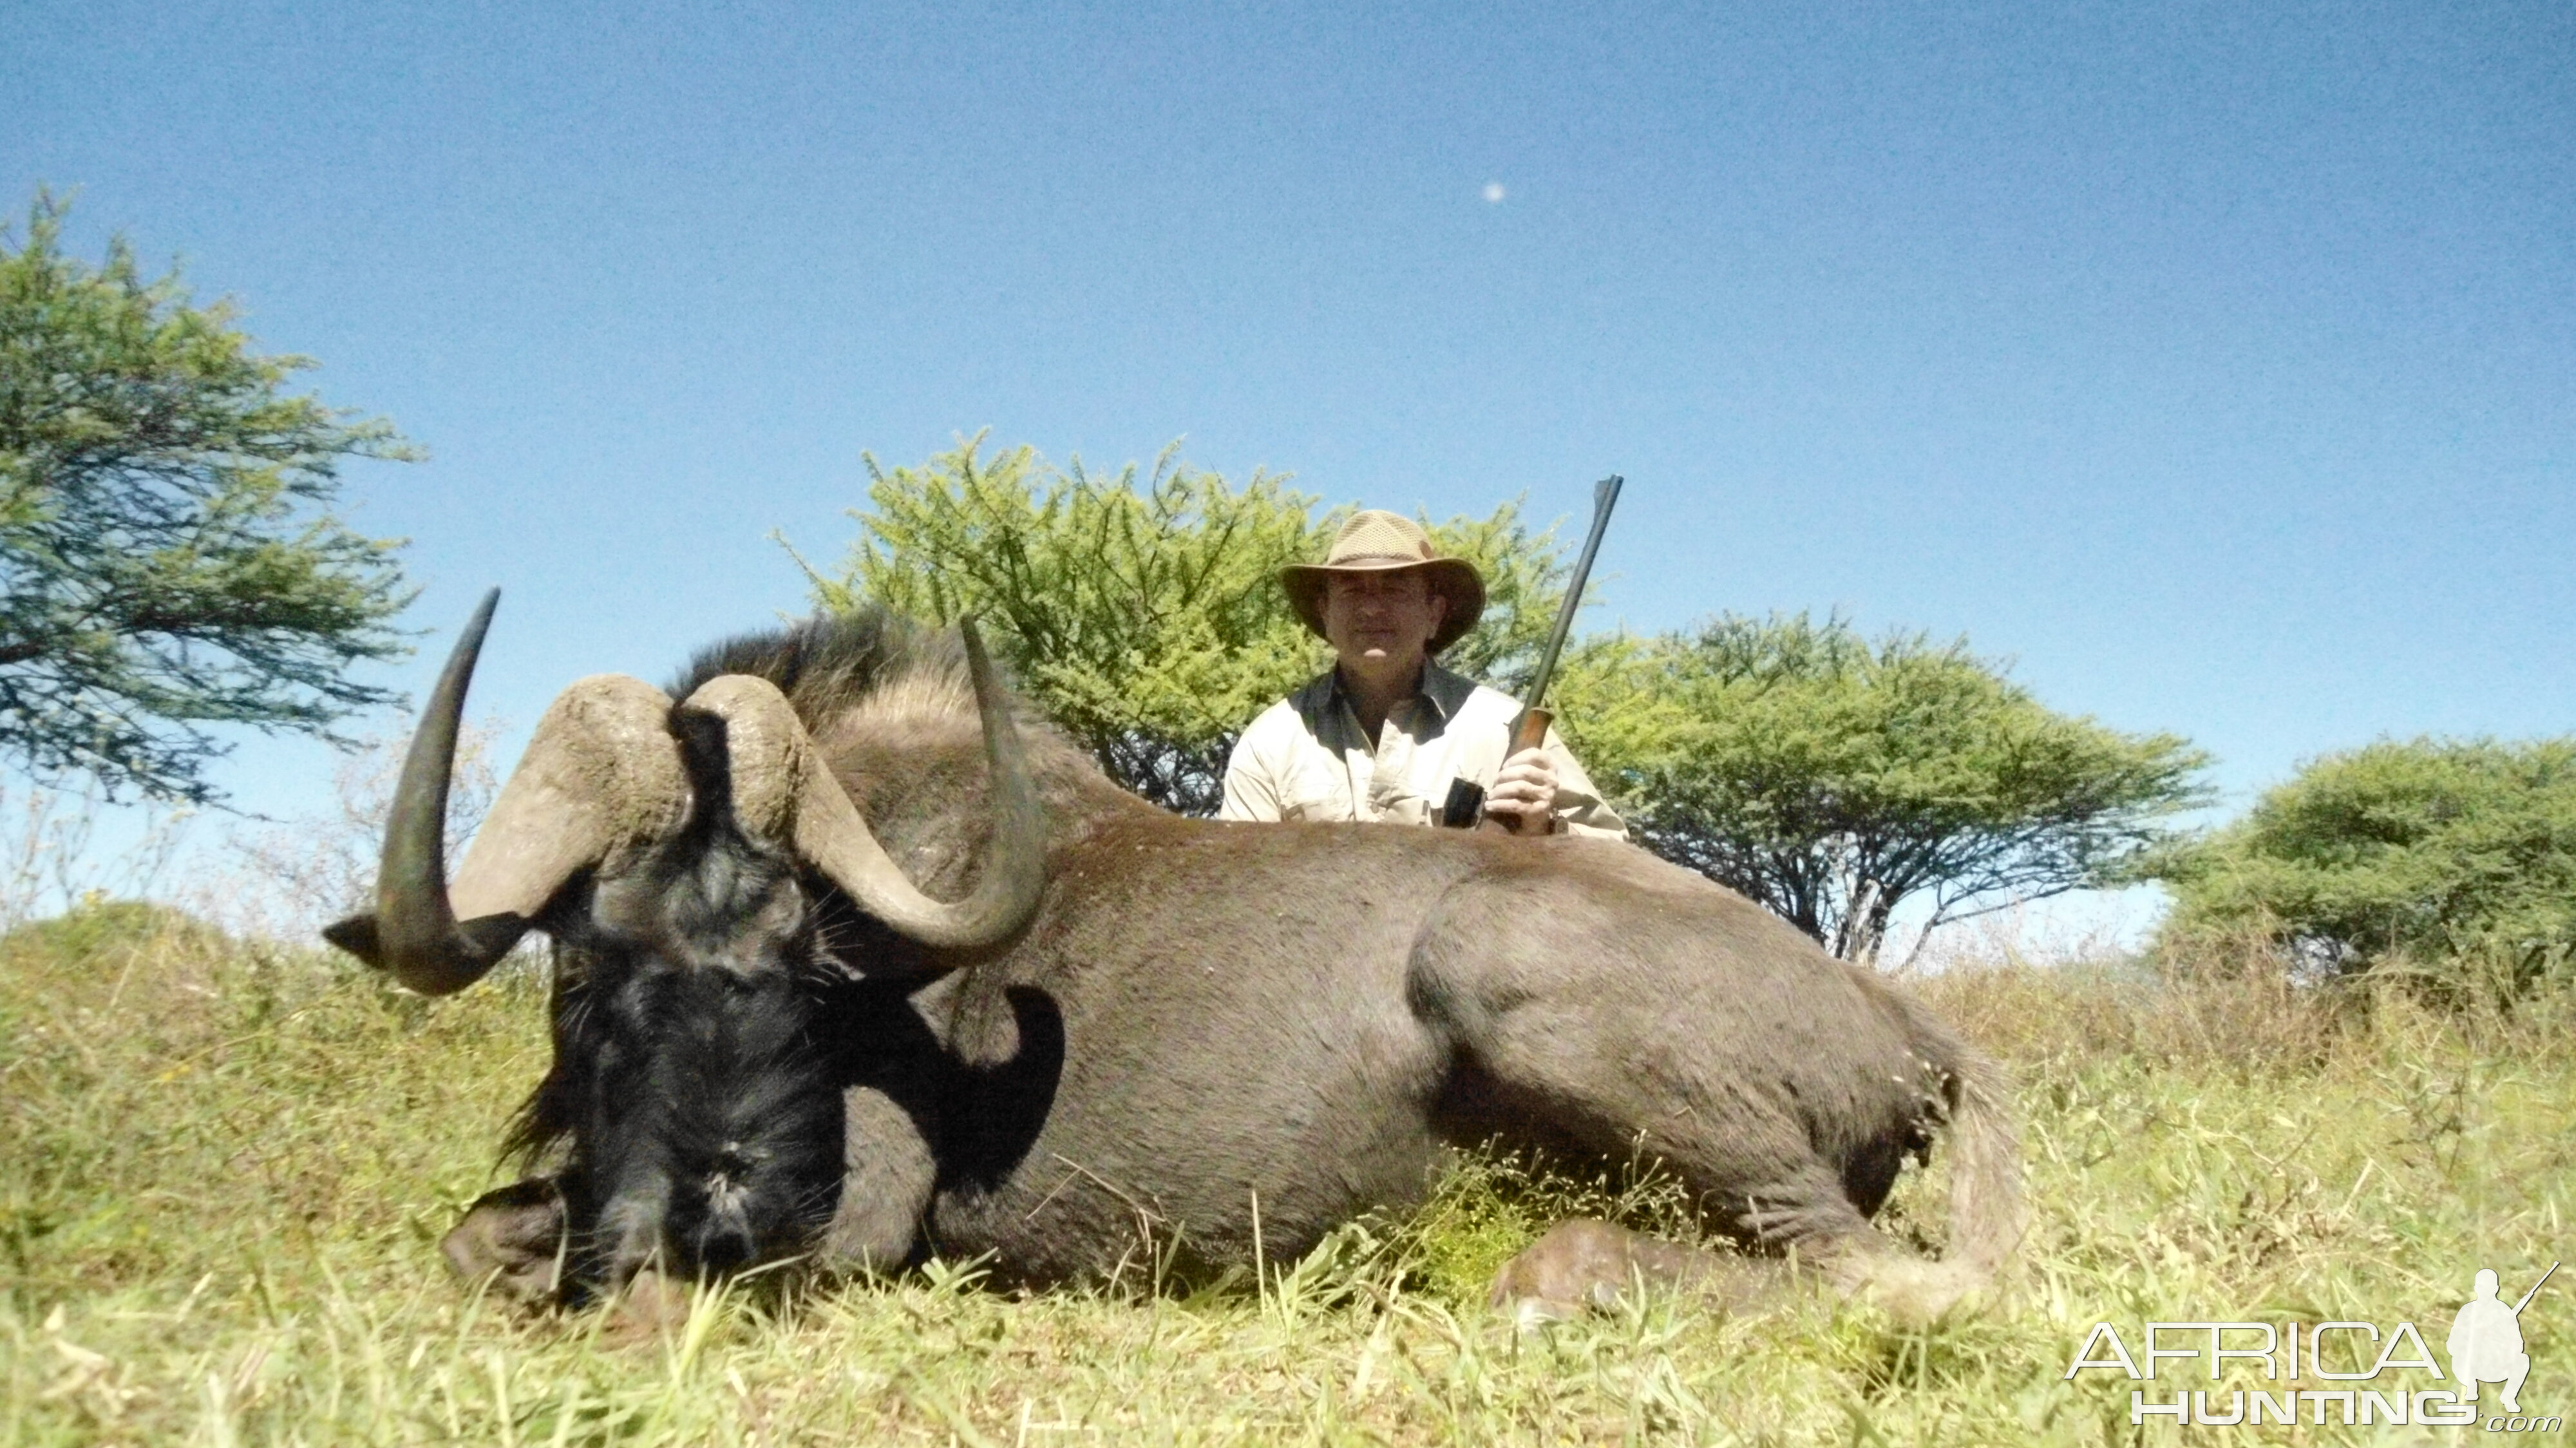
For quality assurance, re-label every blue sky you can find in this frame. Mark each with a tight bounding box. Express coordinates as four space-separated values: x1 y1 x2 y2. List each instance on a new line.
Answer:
5 1 2570 908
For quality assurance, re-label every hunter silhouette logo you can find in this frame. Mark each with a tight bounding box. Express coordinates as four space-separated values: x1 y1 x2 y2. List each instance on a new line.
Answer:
2065 1261 2561 1431
2452 1263 2553 1415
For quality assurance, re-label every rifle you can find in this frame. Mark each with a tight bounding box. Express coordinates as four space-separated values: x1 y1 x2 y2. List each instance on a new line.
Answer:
2512 1261 2558 1315
1457 475 1623 833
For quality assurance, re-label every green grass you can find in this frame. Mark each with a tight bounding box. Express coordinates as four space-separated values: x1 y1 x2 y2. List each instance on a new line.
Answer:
3 903 2569 1445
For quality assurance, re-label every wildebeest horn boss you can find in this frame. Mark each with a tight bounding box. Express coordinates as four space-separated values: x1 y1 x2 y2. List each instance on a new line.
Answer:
326 595 2026 1322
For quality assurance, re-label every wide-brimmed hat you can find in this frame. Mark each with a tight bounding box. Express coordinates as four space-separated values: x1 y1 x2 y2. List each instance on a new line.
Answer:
1280 510 1486 654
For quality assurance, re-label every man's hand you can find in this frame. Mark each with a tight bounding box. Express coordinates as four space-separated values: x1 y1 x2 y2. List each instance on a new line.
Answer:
1484 747 1558 834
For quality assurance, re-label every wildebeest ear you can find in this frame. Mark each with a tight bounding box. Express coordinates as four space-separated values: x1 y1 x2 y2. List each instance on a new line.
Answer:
323 913 384 967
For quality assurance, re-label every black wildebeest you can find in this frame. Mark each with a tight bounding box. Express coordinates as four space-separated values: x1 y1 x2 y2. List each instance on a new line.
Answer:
325 594 2024 1322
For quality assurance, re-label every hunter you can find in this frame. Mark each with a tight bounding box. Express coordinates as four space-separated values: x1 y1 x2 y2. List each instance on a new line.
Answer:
1220 510 1625 839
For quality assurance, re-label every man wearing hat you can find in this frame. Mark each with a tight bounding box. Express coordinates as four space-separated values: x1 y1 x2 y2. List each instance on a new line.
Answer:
1220 510 1625 838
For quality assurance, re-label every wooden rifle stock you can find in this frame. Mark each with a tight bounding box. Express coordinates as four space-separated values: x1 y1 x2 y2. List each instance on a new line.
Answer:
1477 707 1557 834
1508 707 1554 757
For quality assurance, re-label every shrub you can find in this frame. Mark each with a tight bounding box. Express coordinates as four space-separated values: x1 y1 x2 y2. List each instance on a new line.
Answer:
2150 736 2576 996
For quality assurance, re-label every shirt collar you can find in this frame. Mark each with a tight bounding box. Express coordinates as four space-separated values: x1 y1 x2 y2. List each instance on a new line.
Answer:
1302 658 1477 727
1417 660 1478 721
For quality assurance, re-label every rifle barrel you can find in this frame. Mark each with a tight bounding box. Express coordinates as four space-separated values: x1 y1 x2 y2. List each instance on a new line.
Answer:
1522 475 1622 714
2512 1261 2558 1315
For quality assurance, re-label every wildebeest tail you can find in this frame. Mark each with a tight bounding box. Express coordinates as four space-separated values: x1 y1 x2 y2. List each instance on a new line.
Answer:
1941 1050 2026 1279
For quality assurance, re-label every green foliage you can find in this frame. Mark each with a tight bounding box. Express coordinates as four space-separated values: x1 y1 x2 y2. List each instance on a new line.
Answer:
800 434 1569 813
1563 613 2210 963
0 193 414 804
2151 736 2576 993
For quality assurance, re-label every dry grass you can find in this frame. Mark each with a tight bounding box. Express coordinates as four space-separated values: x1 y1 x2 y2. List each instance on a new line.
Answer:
4 904 2570 1445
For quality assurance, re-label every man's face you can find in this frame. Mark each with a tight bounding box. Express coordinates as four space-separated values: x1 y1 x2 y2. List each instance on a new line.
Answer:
1322 570 1448 676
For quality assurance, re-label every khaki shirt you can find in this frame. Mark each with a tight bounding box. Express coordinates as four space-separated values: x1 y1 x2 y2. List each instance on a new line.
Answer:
1219 663 1627 839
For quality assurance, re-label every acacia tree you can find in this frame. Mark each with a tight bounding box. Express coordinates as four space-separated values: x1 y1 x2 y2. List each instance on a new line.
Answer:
799 435 1569 814
1561 613 2210 964
0 194 413 803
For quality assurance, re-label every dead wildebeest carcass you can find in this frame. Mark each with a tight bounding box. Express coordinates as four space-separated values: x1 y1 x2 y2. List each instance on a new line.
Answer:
324 592 2025 1324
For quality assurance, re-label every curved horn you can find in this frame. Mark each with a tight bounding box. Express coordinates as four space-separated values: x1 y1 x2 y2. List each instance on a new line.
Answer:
684 619 1047 950
323 593 691 993
323 590 514 991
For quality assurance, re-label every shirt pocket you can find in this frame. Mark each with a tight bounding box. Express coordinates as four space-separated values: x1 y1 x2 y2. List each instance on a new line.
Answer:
1276 761 1349 823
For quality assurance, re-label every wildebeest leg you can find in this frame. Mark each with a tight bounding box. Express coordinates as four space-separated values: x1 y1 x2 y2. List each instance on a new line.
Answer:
442 1177 569 1304
1487 1219 1794 1326
1451 1014 1976 1325
1710 1165 1992 1322
1415 877 1979 1325
818 1083 935 1272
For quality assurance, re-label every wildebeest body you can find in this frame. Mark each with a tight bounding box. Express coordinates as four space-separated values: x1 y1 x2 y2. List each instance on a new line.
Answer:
334 604 2022 1317
809 814 1963 1284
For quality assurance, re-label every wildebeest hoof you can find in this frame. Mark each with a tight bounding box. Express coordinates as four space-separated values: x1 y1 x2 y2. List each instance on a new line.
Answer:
603 1270 697 1347
442 1178 568 1304
1500 1293 1587 1331
1833 1254 1988 1328
1488 1219 1717 1326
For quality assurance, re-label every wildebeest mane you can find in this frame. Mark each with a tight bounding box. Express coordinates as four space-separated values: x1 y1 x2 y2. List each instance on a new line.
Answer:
672 608 1149 871
684 606 1124 777
670 605 965 726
